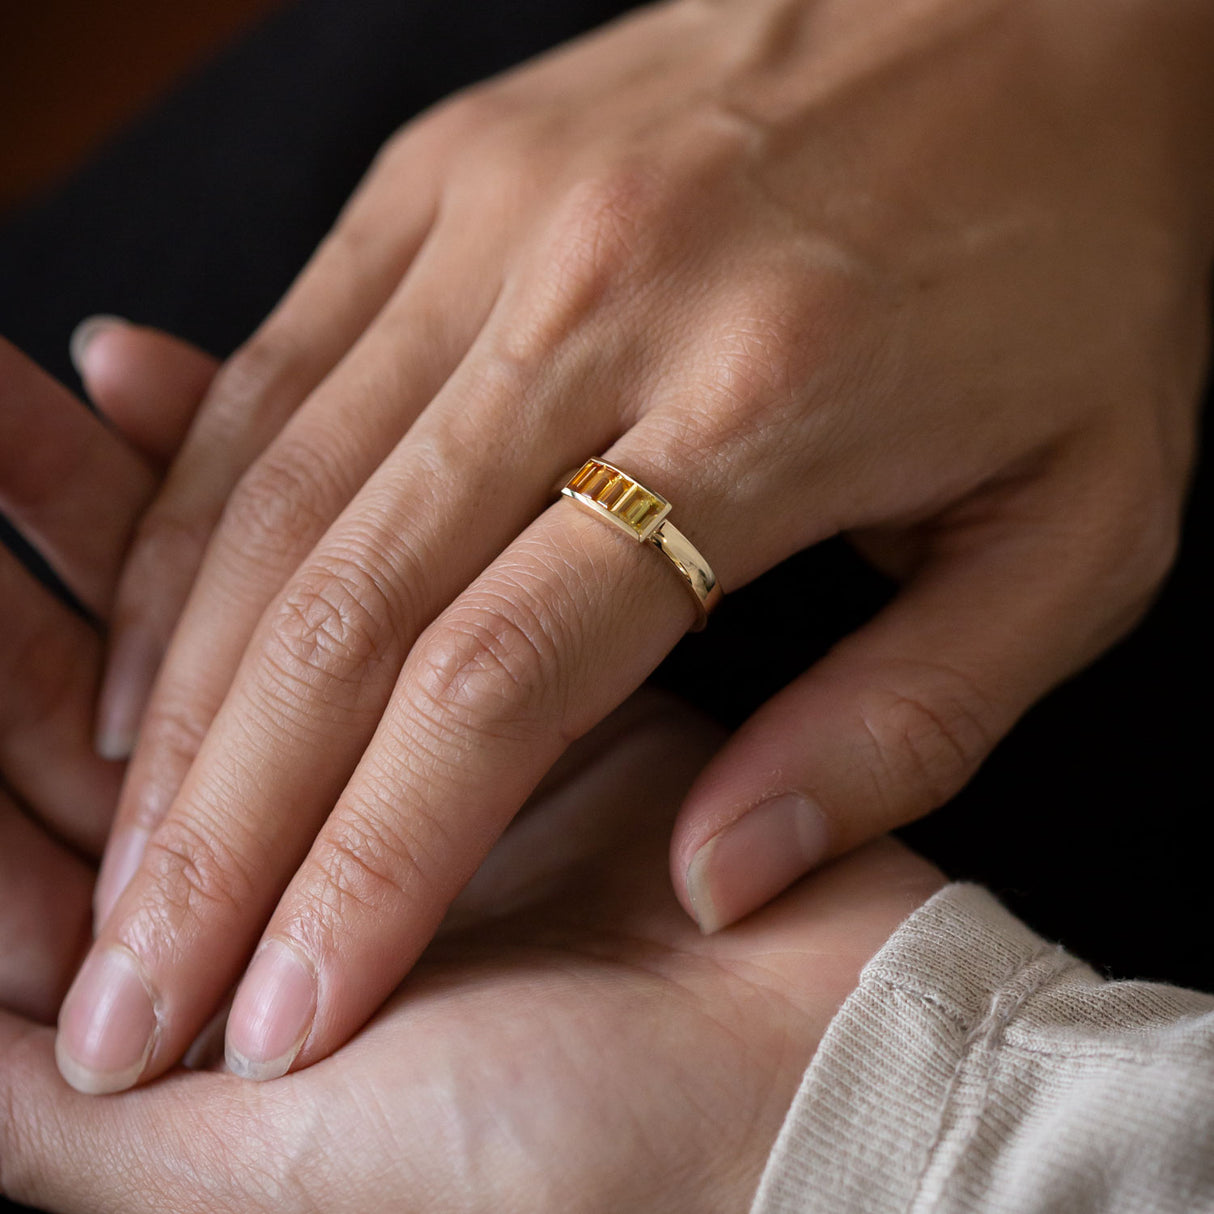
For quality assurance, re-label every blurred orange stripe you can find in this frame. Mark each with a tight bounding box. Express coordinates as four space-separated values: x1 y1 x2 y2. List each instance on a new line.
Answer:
0 0 284 214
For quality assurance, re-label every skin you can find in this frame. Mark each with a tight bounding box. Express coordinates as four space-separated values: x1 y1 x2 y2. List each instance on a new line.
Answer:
0 330 211 1023
0 340 944 1210
65 0 1214 1093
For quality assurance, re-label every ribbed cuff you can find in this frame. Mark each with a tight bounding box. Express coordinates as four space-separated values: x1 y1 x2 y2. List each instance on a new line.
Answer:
748 884 1069 1214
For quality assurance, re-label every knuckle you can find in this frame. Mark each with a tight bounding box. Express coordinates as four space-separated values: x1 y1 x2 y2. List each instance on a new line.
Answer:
422 85 500 142
636 406 722 472
497 166 669 374
367 122 444 196
636 272 860 470
310 803 445 927
694 269 862 449
547 166 672 292
1116 505 1182 607
1112 471 1184 600
139 812 259 923
551 168 659 278
858 667 995 813
708 283 822 411
205 331 298 427
266 551 399 692
1075 430 1186 616
367 124 420 178
384 82 516 179
429 82 514 143
220 444 340 562
412 590 558 741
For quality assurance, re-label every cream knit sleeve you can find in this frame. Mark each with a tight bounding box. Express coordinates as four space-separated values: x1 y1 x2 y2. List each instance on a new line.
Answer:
750 884 1214 1214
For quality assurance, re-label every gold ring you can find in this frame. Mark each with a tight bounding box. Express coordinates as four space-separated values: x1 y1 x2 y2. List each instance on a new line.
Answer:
559 458 722 631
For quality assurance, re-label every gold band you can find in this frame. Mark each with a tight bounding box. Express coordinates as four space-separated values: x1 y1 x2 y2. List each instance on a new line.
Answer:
559 458 722 631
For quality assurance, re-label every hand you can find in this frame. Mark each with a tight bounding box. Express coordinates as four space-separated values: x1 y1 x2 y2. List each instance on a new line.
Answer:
0 329 214 1019
3 690 945 1213
73 0 1212 1093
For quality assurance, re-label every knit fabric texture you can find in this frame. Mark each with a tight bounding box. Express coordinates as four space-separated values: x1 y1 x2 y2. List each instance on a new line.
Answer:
751 884 1214 1214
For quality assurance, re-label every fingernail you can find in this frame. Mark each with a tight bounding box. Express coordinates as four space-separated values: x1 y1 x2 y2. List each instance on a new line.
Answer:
95 626 161 761
56 946 158 1095
685 794 830 934
226 940 316 1081
93 826 150 932
69 314 128 380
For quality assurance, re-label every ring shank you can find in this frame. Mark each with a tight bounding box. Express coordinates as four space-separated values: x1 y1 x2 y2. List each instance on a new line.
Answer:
559 458 722 632
651 520 721 631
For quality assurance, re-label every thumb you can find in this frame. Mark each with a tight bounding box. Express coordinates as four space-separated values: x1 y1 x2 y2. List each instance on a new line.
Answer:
70 315 218 466
671 463 1175 933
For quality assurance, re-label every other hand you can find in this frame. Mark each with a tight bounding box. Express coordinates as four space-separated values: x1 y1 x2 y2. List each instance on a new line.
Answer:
0 328 213 1019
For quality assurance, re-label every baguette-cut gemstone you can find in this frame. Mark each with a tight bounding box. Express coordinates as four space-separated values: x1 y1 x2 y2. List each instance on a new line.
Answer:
582 466 612 497
562 459 670 539
600 477 628 508
613 482 641 513
620 490 657 527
